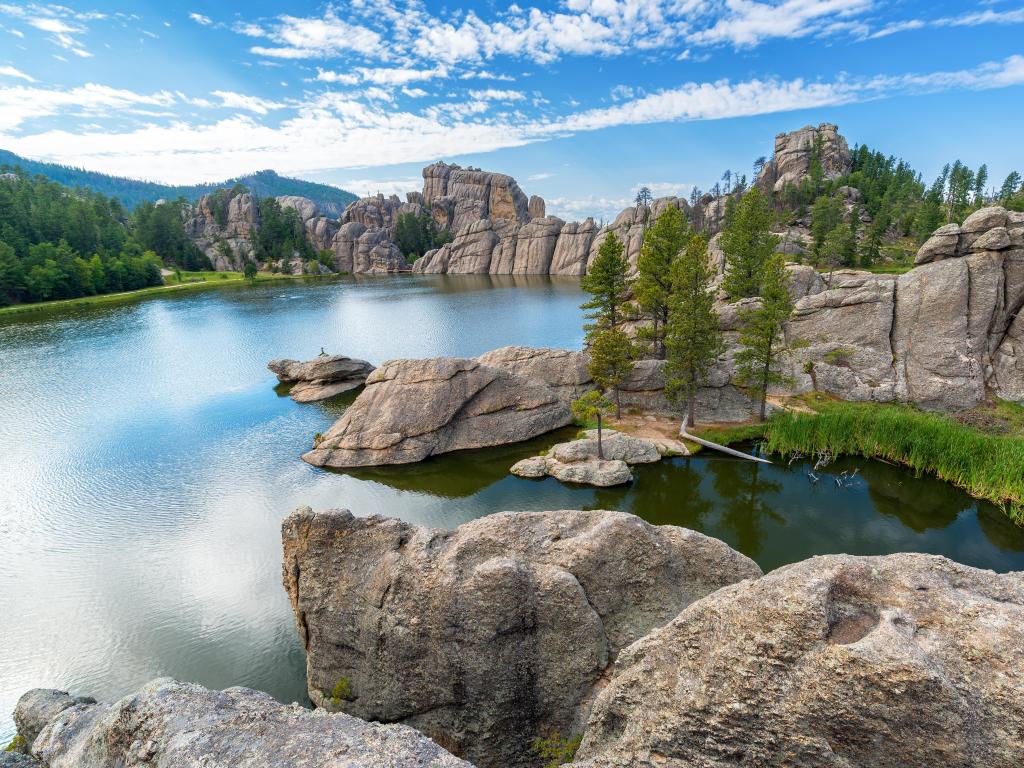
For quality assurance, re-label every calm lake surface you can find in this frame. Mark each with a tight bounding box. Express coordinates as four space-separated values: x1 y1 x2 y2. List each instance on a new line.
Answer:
2 274 1022 741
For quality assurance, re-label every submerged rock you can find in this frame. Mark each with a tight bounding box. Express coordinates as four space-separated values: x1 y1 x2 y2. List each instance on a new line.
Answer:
15 679 471 768
573 553 1024 768
268 354 375 402
282 507 761 768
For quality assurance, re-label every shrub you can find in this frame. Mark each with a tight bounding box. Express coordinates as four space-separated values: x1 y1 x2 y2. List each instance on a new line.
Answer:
532 731 582 768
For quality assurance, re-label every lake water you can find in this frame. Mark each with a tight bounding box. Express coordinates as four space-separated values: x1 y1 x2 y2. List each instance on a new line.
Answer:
2 275 1022 742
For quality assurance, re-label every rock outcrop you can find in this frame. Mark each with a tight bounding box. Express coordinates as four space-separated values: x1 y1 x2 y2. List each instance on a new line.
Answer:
755 122 852 194
302 347 590 468
573 553 1024 768
511 430 666 486
14 679 471 768
268 354 375 402
282 507 762 768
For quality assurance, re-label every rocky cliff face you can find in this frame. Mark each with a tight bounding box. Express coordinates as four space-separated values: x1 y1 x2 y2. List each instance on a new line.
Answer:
783 206 1024 410
281 507 761 768
573 553 1024 768
11 680 472 768
756 122 852 194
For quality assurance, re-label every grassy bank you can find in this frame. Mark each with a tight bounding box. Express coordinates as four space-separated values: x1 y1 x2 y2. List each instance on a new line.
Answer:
694 399 1024 524
0 271 342 318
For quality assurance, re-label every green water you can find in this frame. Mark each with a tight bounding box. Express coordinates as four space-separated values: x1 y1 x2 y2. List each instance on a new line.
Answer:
1 274 1021 742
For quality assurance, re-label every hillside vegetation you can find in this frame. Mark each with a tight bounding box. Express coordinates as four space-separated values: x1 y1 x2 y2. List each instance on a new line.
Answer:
0 150 357 214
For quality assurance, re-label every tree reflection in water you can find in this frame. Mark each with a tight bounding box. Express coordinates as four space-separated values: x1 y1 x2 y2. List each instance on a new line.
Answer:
706 457 785 559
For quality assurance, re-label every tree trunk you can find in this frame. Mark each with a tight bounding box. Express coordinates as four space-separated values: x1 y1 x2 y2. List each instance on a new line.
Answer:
687 393 696 429
614 387 622 419
596 413 604 459
759 338 773 422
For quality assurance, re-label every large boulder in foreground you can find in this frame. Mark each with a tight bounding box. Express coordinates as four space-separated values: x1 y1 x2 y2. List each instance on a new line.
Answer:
573 553 1024 768
282 508 761 768
302 346 589 468
16 679 471 768
268 354 375 402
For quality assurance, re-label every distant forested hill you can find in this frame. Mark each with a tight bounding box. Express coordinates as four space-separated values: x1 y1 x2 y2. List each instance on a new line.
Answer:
0 150 357 216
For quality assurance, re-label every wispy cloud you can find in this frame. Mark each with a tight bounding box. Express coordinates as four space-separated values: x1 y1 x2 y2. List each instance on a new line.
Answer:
0 65 34 82
211 90 287 115
870 6 1024 39
188 12 212 26
3 55 1022 184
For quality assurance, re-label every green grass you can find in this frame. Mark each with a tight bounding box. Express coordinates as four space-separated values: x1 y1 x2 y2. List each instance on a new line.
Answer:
691 422 766 447
0 271 342 318
762 401 1024 524
857 263 914 275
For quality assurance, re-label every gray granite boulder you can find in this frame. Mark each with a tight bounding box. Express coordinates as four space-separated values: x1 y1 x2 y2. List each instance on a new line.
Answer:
302 347 587 468
574 554 1024 768
16 679 470 768
282 508 761 768
268 355 375 402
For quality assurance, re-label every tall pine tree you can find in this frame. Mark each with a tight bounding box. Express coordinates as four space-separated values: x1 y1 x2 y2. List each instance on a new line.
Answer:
580 231 630 338
664 233 723 427
635 205 688 359
735 255 793 421
720 188 778 300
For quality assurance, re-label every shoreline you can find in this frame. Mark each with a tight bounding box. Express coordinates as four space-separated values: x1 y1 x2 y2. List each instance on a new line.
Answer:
0 272 348 319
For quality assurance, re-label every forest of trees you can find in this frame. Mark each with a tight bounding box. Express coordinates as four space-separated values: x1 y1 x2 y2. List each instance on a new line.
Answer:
392 212 453 260
0 171 173 306
0 150 357 213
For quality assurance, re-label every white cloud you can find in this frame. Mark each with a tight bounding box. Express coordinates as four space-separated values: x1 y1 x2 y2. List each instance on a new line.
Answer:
248 10 384 59
688 0 874 47
527 172 553 180
3 55 1023 187
211 90 286 115
869 7 1024 39
460 69 516 81
0 65 34 82
336 176 422 196
188 13 212 26
402 87 428 97
469 88 525 100
317 65 448 86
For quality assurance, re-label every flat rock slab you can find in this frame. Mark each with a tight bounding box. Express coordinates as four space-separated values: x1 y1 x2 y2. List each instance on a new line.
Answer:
268 354 374 403
574 553 1024 768
282 507 761 768
18 679 471 768
510 430 666 486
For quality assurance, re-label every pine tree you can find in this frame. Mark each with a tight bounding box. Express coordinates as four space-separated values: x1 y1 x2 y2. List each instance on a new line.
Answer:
587 327 635 418
664 233 723 427
635 205 688 358
999 171 1021 202
571 390 615 459
720 187 778 300
580 232 630 337
735 255 793 421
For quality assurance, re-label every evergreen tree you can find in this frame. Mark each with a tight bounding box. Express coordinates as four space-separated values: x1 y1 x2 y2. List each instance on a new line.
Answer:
973 164 988 205
720 187 778 300
635 205 688 358
571 390 615 459
580 232 630 336
587 327 635 418
735 255 793 421
999 172 1021 201
664 233 723 427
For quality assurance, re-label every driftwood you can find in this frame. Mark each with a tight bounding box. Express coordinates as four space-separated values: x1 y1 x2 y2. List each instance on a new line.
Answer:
679 417 772 465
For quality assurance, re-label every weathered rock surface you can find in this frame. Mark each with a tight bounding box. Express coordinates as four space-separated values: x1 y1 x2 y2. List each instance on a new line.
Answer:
302 347 587 467
573 553 1024 768
0 753 38 767
756 122 852 194
282 507 762 768
268 355 375 402
16 679 471 768
184 191 259 270
13 690 95 754
510 430 665 486
549 219 597 276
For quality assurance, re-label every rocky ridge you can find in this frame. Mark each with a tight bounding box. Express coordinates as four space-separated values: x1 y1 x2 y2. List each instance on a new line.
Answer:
10 680 472 767
281 507 762 768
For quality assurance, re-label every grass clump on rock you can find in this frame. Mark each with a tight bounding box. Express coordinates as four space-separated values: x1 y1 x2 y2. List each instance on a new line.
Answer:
532 731 582 768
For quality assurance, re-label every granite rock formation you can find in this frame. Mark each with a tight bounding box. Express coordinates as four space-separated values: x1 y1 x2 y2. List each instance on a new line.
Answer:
755 122 852 194
301 347 590 468
573 553 1024 768
268 354 375 402
511 430 665 487
282 507 762 768
13 680 471 768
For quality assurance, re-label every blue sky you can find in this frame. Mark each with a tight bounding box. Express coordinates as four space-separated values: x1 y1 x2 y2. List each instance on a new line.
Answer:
1 1 1022 220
